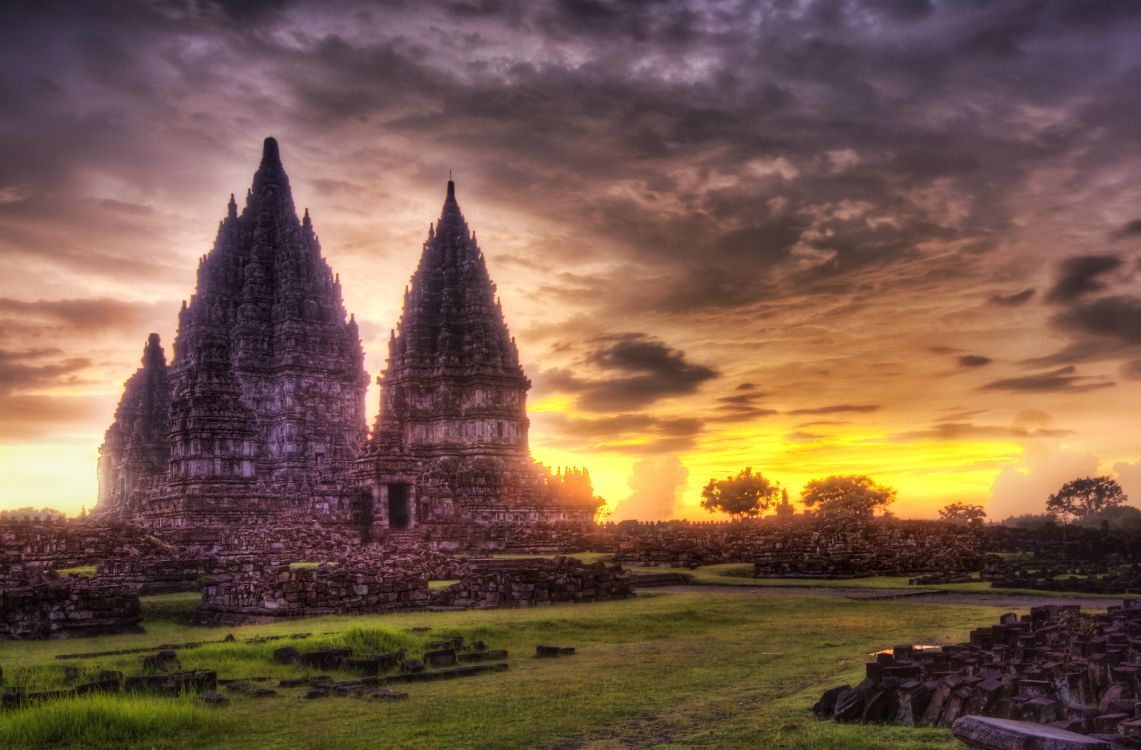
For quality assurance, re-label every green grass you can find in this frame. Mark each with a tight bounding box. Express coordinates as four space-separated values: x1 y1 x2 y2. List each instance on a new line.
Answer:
644 563 1128 599
0 586 1040 749
53 565 97 577
428 579 460 590
0 694 233 750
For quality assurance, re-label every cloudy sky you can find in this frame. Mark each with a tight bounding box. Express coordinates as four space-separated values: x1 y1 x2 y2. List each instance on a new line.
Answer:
3 0 1141 520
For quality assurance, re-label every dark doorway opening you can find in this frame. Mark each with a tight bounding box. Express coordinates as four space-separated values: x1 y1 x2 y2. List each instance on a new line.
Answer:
387 483 411 529
351 489 375 543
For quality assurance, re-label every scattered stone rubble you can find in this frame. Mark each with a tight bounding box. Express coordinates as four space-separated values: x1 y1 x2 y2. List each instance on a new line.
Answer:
814 601 1141 747
0 633 512 710
432 558 633 609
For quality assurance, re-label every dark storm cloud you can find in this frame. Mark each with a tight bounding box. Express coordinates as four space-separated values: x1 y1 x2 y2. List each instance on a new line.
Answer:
536 412 703 454
958 355 993 368
538 333 717 411
990 289 1035 307
711 389 777 423
980 366 1113 394
1051 296 1141 347
0 298 162 332
1112 219 1141 240
0 349 92 395
1046 255 1123 303
890 421 1072 442
6 0 1141 321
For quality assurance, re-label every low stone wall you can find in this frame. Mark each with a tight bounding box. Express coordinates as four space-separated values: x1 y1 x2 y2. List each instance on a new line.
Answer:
813 601 1141 745
193 558 431 625
1 571 143 640
0 521 152 572
433 557 633 609
613 518 985 576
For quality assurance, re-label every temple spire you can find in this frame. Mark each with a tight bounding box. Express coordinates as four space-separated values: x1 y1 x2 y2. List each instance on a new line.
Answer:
143 333 165 368
446 173 456 204
262 136 281 165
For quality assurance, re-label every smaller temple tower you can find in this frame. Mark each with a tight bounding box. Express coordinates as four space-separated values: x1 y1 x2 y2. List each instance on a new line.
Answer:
357 180 599 541
97 334 172 517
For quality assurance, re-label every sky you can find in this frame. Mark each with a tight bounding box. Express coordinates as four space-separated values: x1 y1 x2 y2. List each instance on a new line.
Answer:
2 0 1141 521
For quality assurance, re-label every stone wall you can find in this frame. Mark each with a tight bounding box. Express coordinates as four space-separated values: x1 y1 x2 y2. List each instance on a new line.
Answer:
433 557 633 609
613 518 985 576
1 571 142 640
194 557 432 625
0 521 151 572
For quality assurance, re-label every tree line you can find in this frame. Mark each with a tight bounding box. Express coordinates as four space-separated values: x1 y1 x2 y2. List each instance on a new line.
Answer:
700 468 1131 524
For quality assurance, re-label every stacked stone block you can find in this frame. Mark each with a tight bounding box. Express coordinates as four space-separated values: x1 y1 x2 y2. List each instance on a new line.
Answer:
815 601 1141 746
1 571 142 640
433 557 633 609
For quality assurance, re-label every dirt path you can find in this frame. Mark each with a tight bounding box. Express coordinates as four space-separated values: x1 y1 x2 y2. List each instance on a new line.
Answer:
649 584 1118 609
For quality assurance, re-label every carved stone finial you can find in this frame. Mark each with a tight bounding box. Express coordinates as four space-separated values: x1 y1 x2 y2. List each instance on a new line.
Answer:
262 136 281 164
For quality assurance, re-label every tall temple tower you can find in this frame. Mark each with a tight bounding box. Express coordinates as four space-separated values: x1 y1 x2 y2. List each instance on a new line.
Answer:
357 180 598 539
97 138 368 525
98 138 597 541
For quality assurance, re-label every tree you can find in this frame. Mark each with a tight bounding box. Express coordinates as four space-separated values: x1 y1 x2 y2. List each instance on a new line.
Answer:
773 487 796 518
938 502 986 526
1047 476 1128 522
800 475 896 520
700 467 778 520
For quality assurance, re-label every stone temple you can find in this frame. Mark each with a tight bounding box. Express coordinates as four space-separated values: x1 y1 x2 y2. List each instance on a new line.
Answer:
96 137 599 544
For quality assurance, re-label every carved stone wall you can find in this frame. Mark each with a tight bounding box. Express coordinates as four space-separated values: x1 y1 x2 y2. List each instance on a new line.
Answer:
95 138 368 527
356 180 599 539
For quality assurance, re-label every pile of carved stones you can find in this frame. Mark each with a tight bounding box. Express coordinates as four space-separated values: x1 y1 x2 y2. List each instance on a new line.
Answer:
0 569 143 640
814 601 1141 746
432 557 633 609
0 632 514 709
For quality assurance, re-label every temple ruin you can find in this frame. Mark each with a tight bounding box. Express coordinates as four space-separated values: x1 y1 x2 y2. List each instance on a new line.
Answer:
95 137 599 543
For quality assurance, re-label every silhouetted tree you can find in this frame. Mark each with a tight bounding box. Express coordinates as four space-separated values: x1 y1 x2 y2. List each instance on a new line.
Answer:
938 502 986 526
801 475 896 520
773 487 796 518
1047 476 1127 522
701 467 778 520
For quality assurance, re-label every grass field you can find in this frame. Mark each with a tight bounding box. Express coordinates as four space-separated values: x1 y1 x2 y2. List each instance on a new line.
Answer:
0 586 1039 749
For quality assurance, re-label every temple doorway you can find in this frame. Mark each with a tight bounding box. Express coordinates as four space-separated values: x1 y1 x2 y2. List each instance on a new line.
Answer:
387 483 411 529
351 488 375 543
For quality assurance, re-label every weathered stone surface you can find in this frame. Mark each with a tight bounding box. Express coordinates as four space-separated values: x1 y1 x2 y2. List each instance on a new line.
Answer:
432 558 632 610
354 179 600 542
817 602 1141 745
951 715 1109 749
89 139 601 548
95 137 368 528
0 570 142 640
